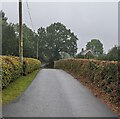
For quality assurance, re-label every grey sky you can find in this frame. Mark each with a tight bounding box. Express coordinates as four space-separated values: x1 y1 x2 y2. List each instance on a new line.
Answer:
2 2 118 53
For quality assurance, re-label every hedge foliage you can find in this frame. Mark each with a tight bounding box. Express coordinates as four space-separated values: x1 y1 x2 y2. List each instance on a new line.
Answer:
23 58 41 75
1 56 41 88
54 58 120 105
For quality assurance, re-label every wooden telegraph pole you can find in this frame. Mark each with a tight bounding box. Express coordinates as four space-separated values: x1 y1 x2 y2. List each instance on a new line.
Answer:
19 0 23 64
37 38 38 59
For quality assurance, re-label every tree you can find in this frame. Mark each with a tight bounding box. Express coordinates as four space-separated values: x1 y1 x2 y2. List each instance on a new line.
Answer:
13 23 37 58
86 39 103 56
60 52 73 59
106 45 120 61
37 27 48 62
2 11 38 58
2 11 18 56
37 22 78 62
22 24 37 58
1 12 78 62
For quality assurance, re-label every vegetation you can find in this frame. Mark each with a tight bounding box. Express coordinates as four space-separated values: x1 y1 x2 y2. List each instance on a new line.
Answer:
37 23 78 62
23 58 41 75
76 39 119 61
1 11 78 63
13 23 38 58
106 45 120 61
1 10 119 62
86 39 104 56
76 39 104 59
2 70 39 104
2 56 22 88
1 56 41 88
54 59 120 106
1 8 119 115
2 11 18 56
96 46 120 61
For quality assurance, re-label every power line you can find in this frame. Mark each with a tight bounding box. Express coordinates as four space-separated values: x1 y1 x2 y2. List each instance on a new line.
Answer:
23 3 30 25
25 0 38 59
26 0 35 32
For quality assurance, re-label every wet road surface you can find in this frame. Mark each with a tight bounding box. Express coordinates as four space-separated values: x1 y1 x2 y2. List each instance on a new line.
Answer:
3 69 117 117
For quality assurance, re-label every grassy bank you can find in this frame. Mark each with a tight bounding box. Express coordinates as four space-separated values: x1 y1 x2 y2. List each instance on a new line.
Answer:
2 70 39 105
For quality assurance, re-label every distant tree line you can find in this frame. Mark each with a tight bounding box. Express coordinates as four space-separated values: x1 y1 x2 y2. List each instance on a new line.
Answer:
1 11 78 63
1 11 119 62
76 39 120 61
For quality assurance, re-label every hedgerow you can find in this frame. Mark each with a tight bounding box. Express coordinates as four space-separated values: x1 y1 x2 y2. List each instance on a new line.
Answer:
23 58 41 75
54 58 120 105
1 56 41 88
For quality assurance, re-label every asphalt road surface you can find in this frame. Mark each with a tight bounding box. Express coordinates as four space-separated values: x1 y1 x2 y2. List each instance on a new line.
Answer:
3 69 117 117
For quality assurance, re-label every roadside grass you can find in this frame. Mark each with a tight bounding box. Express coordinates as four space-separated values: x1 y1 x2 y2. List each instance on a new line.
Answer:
2 69 40 105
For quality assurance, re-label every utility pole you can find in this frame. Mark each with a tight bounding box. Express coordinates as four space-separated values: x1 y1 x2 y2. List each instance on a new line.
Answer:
19 0 23 64
37 39 38 59
34 33 39 59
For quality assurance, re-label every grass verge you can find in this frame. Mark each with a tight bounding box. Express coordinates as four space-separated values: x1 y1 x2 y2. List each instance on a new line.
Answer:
2 69 39 105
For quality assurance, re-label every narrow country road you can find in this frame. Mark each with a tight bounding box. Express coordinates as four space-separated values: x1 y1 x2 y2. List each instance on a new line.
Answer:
3 69 117 117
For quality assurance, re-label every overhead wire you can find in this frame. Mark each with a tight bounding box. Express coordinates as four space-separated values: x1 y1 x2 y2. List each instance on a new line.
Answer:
23 3 30 26
24 1 38 59
25 0 35 32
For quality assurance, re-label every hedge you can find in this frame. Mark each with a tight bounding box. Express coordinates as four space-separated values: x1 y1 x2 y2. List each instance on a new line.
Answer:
1 56 41 88
54 58 120 105
23 58 41 75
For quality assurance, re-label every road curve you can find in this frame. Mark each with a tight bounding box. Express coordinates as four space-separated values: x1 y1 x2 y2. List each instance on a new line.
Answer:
3 69 117 117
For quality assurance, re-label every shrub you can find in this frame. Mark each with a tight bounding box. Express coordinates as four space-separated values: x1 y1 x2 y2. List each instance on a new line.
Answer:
23 58 41 75
2 56 23 88
1 56 41 88
54 58 120 105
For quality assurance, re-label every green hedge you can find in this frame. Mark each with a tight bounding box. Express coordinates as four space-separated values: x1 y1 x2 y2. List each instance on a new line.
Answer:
23 58 41 75
54 58 120 105
1 56 41 88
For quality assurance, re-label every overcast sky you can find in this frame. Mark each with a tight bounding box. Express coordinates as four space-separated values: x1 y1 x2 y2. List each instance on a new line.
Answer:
2 1 118 53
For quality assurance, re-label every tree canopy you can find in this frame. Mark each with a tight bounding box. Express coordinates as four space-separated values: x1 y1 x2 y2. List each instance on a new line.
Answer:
37 22 78 61
2 11 18 56
2 11 78 62
86 39 104 56
4 10 119 62
106 45 120 61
